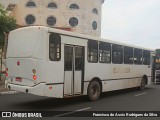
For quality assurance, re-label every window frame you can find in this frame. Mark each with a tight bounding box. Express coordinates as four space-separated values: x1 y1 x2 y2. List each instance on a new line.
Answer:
25 14 36 25
92 8 98 14
88 40 98 63
92 21 97 30
134 48 142 65
26 1 36 7
46 16 56 26
47 2 57 9
99 42 111 63
75 47 84 71
49 33 61 61
124 46 133 64
69 4 79 9
64 46 73 71
69 17 79 27
143 50 150 65
112 44 123 64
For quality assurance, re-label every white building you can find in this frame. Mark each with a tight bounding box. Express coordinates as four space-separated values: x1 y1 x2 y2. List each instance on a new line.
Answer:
0 0 105 37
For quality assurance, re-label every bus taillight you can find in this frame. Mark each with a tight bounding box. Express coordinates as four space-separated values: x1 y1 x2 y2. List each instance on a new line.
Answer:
33 75 37 80
32 69 36 74
32 69 37 80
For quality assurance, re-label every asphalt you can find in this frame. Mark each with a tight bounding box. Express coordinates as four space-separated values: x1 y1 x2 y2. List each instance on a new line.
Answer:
0 84 160 120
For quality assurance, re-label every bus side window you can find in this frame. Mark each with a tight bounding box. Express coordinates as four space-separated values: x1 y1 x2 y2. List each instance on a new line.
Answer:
112 44 123 64
49 33 61 61
143 50 150 65
99 42 111 63
88 40 98 63
124 46 133 64
134 48 142 65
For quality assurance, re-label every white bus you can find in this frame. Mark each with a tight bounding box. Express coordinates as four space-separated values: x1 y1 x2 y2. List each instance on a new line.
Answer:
6 26 153 101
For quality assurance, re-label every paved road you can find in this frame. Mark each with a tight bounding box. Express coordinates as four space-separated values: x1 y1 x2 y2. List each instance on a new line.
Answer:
0 84 160 120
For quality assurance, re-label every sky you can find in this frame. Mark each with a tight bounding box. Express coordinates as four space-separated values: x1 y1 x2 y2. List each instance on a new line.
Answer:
101 0 160 50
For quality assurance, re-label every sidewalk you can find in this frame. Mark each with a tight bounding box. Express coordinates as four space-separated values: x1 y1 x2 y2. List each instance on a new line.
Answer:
0 79 8 92
0 78 19 95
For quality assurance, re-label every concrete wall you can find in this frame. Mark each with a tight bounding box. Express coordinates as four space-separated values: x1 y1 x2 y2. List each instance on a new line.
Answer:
0 0 105 37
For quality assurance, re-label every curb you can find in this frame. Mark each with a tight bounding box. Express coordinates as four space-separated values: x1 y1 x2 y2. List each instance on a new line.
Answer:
0 91 20 95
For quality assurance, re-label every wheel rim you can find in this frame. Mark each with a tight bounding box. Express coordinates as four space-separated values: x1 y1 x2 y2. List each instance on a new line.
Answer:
91 85 98 96
88 81 101 101
141 79 145 89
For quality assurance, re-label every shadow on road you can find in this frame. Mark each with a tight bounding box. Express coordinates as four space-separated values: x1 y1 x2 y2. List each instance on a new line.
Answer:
101 87 153 99
11 86 154 111
12 95 89 110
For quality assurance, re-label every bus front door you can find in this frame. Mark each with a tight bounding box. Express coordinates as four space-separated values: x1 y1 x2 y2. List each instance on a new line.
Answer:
64 45 84 96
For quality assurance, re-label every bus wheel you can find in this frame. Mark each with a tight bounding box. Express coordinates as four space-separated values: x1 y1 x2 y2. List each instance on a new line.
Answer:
139 77 145 90
87 81 101 101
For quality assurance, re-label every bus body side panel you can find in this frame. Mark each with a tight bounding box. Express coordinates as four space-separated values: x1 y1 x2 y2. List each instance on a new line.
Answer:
61 35 86 96
84 61 151 93
44 43 64 98
134 64 151 85
6 26 153 98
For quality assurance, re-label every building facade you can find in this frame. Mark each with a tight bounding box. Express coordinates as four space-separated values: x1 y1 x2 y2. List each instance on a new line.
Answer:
0 0 105 37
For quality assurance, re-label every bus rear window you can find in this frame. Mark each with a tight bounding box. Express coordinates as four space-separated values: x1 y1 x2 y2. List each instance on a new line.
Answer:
49 33 61 61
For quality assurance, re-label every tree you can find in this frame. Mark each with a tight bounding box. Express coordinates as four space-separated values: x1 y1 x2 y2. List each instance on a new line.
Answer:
156 49 160 60
0 5 17 47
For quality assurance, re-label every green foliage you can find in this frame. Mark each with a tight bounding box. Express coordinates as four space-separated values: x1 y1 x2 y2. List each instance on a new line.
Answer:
156 49 160 54
0 5 17 46
155 49 160 60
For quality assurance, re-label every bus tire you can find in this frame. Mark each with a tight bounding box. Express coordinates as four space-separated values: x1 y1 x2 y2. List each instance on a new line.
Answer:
87 81 101 101
139 77 145 90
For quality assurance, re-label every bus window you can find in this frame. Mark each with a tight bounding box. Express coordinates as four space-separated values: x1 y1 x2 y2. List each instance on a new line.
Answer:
49 33 61 61
88 40 98 63
112 44 123 64
134 48 142 65
124 46 133 64
75 47 83 70
143 50 150 65
99 42 111 63
64 46 73 71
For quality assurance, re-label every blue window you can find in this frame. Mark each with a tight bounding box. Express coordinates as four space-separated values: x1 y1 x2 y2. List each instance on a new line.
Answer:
92 8 98 14
26 1 36 7
69 4 79 9
48 2 57 8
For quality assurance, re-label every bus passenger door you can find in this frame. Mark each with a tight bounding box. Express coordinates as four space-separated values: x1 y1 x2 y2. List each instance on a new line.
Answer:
64 45 84 96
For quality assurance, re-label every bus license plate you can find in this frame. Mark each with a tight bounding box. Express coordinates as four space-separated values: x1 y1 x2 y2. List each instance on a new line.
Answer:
16 77 22 82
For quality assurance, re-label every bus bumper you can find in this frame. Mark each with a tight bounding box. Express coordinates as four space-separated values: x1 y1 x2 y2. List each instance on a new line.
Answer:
6 82 46 97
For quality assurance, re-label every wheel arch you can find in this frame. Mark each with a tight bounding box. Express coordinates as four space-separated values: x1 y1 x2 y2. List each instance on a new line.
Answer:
89 77 102 93
143 75 148 85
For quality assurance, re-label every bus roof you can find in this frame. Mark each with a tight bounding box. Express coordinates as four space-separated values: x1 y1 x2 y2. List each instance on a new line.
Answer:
11 26 154 51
